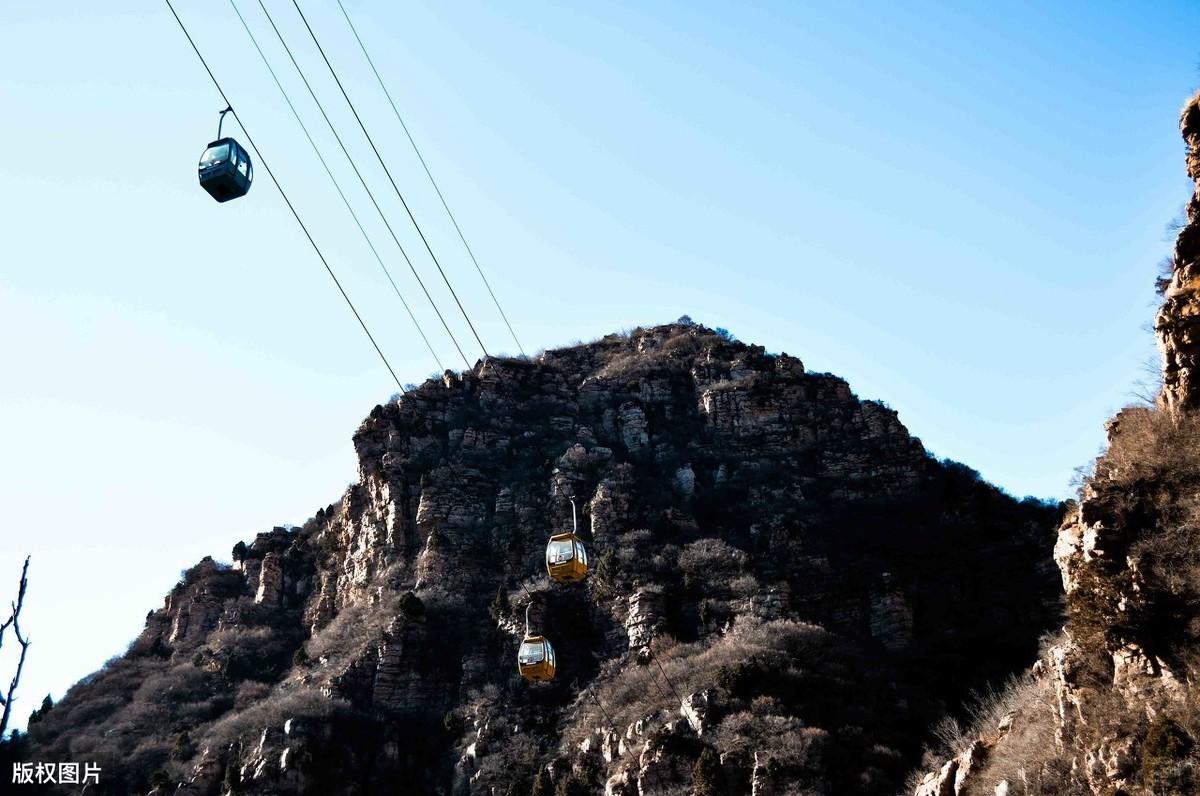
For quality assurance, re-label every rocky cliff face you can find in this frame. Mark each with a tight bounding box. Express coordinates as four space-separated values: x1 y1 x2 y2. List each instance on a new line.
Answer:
20 322 1061 795
1156 92 1200 412
911 91 1200 796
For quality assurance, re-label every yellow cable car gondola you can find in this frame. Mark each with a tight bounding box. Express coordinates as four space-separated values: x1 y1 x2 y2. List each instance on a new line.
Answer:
517 634 556 682
545 497 588 583
517 603 556 682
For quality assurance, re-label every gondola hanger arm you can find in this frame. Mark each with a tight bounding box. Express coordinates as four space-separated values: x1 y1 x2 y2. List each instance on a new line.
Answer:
217 105 234 139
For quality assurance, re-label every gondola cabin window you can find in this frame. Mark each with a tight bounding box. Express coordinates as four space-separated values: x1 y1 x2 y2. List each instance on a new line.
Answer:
518 640 544 665
545 533 588 582
200 143 230 169
198 137 252 203
517 635 556 681
548 538 574 565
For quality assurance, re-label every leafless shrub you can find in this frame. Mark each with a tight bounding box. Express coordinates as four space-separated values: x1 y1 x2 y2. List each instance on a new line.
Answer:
729 575 760 599
306 564 410 664
466 683 500 705
467 729 543 792
1130 354 1165 406
905 670 1065 796
592 325 736 380
1157 254 1175 295
1091 407 1200 490
966 673 1046 742
130 664 210 708
678 539 748 578
1166 208 1189 238
567 617 828 749
200 686 343 751
649 545 681 576
615 530 653 571
208 626 275 651
971 675 1102 796
1069 460 1095 494
306 602 378 663
930 713 969 757
235 680 272 709
717 710 826 765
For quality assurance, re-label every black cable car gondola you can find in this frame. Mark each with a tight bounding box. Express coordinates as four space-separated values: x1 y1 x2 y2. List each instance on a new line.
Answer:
198 107 253 203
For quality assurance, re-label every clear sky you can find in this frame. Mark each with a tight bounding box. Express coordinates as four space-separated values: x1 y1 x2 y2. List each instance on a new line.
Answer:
1 0 1198 733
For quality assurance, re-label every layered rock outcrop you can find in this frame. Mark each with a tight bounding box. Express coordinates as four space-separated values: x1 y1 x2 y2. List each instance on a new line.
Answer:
1156 91 1200 411
22 322 1061 795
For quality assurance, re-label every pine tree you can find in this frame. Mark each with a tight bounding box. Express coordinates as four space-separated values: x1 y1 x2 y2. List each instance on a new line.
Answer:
490 586 511 622
530 769 553 796
171 730 196 761
554 775 591 796
27 694 53 726
693 746 724 796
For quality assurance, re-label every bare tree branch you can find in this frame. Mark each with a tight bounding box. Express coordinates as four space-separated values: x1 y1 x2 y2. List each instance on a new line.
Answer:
0 556 31 739
1130 351 1166 408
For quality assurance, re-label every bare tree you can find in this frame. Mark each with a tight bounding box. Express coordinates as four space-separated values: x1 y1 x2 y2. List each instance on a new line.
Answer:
0 557 31 739
1131 352 1165 407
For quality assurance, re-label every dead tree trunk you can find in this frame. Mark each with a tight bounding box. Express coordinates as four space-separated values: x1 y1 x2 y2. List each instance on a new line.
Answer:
0 556 31 739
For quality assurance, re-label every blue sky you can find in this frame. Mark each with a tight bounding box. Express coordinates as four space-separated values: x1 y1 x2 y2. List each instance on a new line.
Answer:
1 0 1197 732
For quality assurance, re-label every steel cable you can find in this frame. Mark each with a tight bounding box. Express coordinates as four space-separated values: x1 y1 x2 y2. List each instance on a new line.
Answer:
335 0 525 356
163 0 405 392
255 0 473 369
230 0 444 373
291 0 491 361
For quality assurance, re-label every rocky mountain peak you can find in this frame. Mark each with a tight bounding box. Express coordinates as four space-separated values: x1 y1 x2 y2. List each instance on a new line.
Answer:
18 321 1062 795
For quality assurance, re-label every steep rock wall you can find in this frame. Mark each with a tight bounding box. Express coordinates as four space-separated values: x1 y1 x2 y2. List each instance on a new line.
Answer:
1157 91 1200 411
